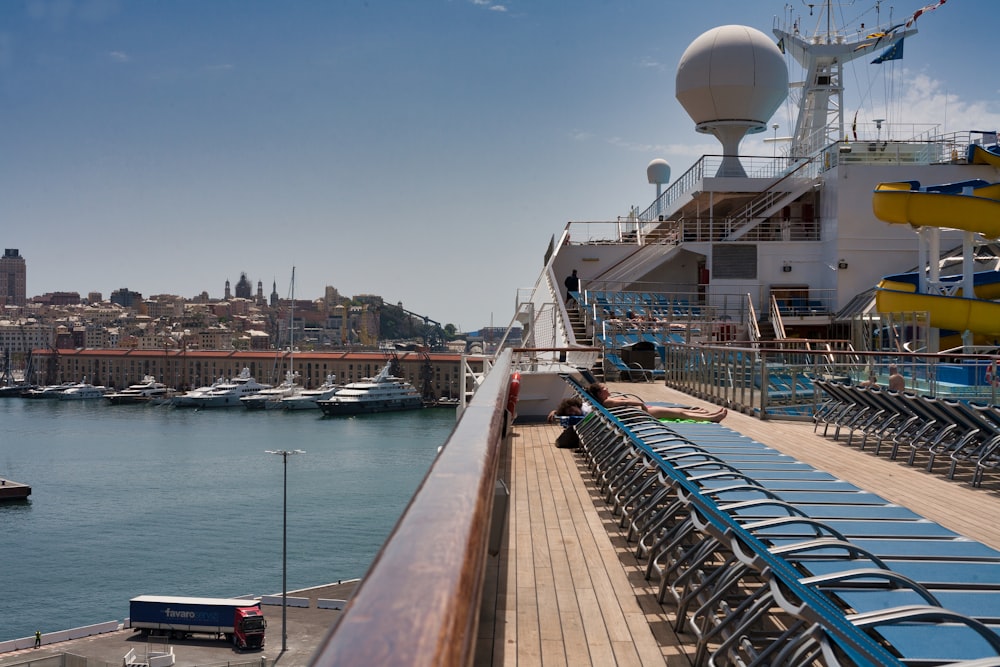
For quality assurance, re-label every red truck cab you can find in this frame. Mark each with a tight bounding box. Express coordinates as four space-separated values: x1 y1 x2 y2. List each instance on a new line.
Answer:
233 606 266 649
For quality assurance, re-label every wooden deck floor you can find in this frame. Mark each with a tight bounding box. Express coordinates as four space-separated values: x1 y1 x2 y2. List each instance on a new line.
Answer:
476 382 1000 666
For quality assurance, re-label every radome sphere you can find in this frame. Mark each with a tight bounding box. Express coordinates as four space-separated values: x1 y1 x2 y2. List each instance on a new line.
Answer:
646 159 671 185
675 24 787 133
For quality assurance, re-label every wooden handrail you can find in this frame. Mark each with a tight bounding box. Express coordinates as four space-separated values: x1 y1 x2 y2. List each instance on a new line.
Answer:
311 349 512 666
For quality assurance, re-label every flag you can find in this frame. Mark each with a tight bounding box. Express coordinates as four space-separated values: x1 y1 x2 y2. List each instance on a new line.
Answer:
854 23 904 51
906 0 947 28
872 38 904 64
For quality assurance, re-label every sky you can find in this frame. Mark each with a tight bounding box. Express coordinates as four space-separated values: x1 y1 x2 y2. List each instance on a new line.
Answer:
1 0 997 332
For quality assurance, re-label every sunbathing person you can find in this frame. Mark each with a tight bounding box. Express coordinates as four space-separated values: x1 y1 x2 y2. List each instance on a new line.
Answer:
547 396 586 423
586 383 727 422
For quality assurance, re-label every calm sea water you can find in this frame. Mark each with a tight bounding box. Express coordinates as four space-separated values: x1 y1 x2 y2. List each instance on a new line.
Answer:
0 398 455 642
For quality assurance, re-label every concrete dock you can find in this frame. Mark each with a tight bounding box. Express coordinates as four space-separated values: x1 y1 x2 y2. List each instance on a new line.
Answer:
0 478 30 501
0 581 357 666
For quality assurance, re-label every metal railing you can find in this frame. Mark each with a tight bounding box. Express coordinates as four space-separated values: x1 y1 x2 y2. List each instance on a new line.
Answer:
663 342 999 420
312 349 512 666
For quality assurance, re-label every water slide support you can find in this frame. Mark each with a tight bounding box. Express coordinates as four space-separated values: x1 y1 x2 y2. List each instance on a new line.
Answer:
962 231 976 348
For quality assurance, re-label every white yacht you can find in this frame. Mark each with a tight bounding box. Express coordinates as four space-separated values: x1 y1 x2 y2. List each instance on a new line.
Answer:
172 377 227 407
187 368 271 408
59 381 108 401
105 376 175 405
240 370 302 410
316 363 422 416
23 382 76 399
281 374 340 411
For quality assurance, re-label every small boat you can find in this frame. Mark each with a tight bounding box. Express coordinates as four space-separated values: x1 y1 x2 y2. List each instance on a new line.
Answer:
59 381 109 400
281 374 340 411
105 376 175 405
241 370 303 410
187 368 271 408
317 362 422 416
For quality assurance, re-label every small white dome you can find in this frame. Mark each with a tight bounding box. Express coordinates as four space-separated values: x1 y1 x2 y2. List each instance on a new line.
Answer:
676 24 787 132
646 159 671 185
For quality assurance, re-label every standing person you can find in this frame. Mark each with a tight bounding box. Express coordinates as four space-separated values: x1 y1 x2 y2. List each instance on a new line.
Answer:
34 630 41 648
564 269 580 305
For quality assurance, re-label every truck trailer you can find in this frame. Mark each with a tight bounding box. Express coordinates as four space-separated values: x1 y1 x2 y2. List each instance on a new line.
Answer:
129 595 266 649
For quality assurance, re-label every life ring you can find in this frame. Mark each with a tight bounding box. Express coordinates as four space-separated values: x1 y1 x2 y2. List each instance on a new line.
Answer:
987 361 999 387
507 372 521 414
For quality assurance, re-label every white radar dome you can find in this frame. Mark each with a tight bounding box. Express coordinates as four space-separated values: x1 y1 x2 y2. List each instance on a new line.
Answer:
646 159 671 185
676 25 788 176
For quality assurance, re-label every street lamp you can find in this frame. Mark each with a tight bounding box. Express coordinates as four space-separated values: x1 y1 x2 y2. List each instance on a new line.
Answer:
265 448 305 652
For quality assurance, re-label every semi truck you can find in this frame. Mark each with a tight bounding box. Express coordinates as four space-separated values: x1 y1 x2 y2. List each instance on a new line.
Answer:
129 595 266 649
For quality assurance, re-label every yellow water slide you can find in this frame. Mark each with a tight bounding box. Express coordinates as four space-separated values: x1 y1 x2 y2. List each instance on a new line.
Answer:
872 178 1000 337
970 144 1000 168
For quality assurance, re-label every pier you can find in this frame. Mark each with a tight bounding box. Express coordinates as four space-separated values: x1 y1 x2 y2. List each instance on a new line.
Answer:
0 478 30 501
0 581 357 666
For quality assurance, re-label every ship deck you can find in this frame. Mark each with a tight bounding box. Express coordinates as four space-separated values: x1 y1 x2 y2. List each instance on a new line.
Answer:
477 381 1000 666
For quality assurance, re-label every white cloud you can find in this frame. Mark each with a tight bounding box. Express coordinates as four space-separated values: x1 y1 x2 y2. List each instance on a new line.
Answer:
899 72 1000 134
108 50 129 63
471 0 507 11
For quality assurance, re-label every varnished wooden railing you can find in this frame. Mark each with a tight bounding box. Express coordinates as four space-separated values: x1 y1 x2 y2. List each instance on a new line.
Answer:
310 349 512 666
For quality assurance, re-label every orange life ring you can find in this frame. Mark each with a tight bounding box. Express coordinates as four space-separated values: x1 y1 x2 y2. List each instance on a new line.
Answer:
507 372 521 414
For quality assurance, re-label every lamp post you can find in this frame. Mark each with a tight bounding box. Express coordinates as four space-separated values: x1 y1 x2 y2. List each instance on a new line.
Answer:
265 448 305 652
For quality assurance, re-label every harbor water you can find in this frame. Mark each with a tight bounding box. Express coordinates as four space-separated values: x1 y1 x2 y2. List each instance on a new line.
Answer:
0 398 455 643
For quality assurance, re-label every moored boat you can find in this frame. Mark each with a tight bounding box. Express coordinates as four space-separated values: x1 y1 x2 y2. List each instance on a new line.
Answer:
187 368 271 408
241 370 302 410
24 382 76 399
316 362 422 416
0 383 36 397
281 374 340 411
105 376 175 405
59 381 109 400
171 377 227 407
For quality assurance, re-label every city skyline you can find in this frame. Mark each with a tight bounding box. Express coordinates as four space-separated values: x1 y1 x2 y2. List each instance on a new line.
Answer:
1 1 997 331
11 251 461 329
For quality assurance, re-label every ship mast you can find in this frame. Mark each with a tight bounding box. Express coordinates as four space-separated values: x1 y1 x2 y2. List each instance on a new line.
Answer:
774 1 915 156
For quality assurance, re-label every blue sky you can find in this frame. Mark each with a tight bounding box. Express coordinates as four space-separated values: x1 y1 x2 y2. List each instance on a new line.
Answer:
1 0 996 331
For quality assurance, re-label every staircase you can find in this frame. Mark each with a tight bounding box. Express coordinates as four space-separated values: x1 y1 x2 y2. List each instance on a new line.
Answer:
567 304 605 381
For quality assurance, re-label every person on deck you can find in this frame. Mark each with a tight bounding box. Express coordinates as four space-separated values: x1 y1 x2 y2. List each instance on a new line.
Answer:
586 383 727 422
887 365 905 391
547 395 586 423
564 269 580 305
